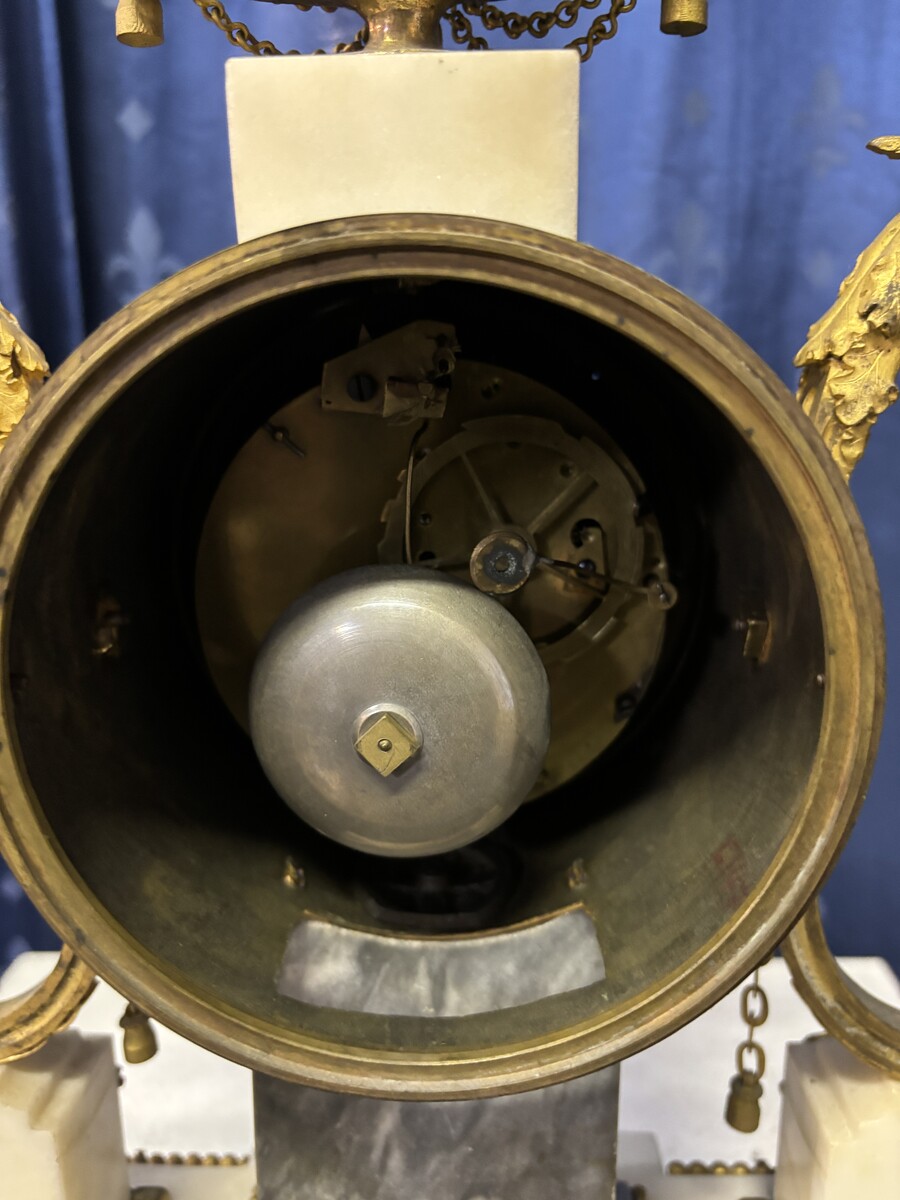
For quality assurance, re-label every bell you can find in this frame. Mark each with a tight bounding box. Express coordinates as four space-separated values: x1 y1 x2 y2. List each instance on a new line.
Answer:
0 216 881 1099
725 1070 764 1134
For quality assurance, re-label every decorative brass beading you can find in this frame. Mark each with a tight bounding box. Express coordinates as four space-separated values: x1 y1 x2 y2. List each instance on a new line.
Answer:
129 1151 250 1166
668 1160 773 1176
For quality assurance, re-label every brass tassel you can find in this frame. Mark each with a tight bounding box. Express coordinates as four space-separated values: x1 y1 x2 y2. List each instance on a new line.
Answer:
660 0 708 37
116 0 165 48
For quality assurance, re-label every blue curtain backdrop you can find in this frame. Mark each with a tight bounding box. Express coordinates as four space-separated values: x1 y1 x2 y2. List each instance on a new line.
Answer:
0 0 898 972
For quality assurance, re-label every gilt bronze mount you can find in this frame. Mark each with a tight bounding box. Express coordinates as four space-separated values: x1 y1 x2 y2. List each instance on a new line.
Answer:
116 0 707 58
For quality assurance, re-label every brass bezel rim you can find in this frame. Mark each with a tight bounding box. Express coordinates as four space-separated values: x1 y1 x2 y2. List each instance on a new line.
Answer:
0 215 884 1098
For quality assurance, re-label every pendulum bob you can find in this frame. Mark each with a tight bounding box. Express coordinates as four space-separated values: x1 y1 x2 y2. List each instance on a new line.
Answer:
0 216 881 1099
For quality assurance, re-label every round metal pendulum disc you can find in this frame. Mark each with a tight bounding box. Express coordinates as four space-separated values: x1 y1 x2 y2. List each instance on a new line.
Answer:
249 566 551 857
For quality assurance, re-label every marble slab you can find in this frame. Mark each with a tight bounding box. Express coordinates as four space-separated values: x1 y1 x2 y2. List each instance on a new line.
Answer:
255 1067 619 1200
226 51 580 242
277 907 606 1017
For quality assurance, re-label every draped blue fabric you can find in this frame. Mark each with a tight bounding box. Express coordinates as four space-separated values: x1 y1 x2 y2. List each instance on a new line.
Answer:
1 0 898 972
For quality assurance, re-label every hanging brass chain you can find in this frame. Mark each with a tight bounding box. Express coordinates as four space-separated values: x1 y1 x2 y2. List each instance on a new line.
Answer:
566 0 638 62
724 966 771 1133
190 0 368 55
457 0 637 61
192 0 635 61
446 6 489 49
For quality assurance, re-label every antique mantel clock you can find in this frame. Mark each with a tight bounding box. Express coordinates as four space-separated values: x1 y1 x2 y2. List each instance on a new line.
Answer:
0 1 898 1196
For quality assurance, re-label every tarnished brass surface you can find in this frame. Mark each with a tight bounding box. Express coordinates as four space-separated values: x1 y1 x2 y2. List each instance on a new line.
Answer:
0 216 883 1099
0 305 95 1064
783 903 900 1078
198 379 669 803
786 138 900 1074
0 946 96 1064
795 212 900 480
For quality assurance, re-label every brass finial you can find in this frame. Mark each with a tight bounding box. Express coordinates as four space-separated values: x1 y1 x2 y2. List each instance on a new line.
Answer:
120 1002 159 1063
116 0 165 47
660 0 707 36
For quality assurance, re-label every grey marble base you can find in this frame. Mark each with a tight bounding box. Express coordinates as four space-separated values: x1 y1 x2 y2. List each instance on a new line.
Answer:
255 1066 619 1200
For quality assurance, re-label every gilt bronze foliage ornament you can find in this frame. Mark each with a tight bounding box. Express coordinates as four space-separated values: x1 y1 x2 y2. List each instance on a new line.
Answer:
796 217 900 481
781 135 900 1080
0 304 48 450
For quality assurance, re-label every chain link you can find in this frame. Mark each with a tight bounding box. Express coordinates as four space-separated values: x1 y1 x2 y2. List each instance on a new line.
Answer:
732 967 770 1085
741 981 769 1027
736 1037 766 1079
191 0 368 55
455 0 636 61
192 0 635 62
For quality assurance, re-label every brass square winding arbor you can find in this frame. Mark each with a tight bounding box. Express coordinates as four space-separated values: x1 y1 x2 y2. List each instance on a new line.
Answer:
0 1 898 1108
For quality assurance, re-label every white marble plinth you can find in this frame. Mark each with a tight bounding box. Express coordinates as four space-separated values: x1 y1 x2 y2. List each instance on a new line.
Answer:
226 51 580 243
774 1035 900 1200
2 951 898 1193
0 1030 129 1200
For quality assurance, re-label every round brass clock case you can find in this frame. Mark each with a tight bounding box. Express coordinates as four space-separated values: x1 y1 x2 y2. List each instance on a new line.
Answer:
0 216 883 1099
